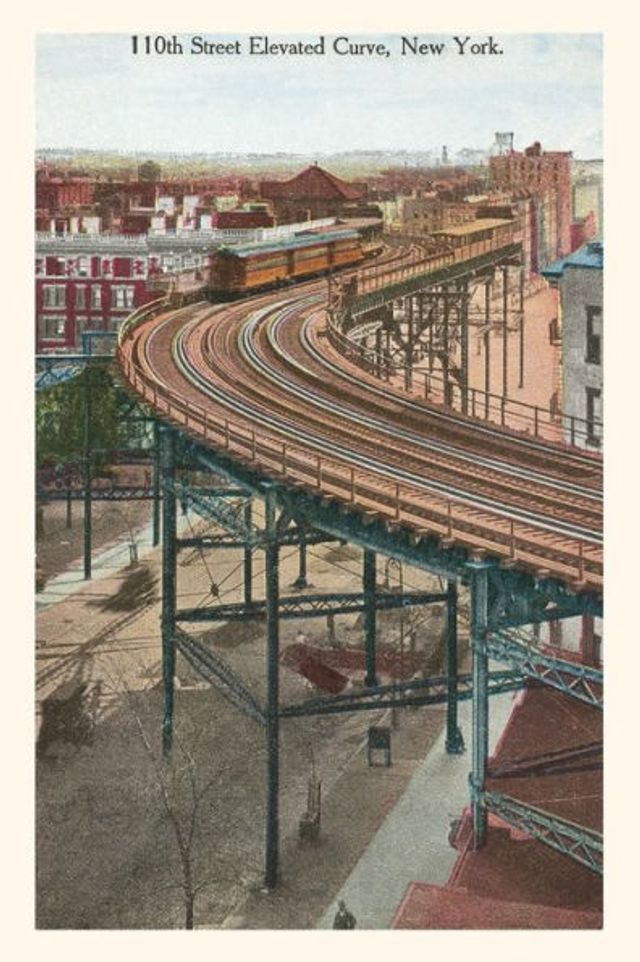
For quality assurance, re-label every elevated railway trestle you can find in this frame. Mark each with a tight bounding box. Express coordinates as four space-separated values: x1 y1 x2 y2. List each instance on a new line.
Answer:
110 242 603 894
328 225 523 419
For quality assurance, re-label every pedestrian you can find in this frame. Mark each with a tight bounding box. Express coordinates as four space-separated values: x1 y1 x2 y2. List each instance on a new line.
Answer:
333 899 356 929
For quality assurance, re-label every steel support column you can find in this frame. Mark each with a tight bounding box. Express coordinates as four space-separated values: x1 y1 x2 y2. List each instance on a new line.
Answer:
502 267 509 399
405 295 414 391
460 283 469 414
443 287 451 406
518 268 525 389
264 487 280 890
484 280 491 419
446 579 465 754
243 500 253 606
160 426 177 756
152 419 161 547
363 548 378 687
82 369 92 580
292 531 308 589
470 563 490 848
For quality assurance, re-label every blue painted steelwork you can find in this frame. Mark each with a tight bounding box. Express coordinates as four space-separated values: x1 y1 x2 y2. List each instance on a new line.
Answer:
446 580 465 754
175 589 448 623
482 790 603 876
363 549 378 687
243 501 253 606
486 566 602 629
37 486 157 502
487 628 603 709
177 529 338 550
349 245 522 317
175 630 265 725
35 353 111 392
172 477 258 545
81 330 118 356
264 486 280 889
470 561 490 849
279 670 525 719
82 371 92 580
152 420 161 546
160 426 177 756
180 439 602 619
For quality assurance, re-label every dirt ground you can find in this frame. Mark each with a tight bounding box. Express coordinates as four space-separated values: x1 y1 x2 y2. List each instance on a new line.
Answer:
36 464 154 583
36 509 463 929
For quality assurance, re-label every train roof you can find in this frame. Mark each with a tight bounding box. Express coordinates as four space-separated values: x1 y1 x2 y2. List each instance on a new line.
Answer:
218 229 360 259
431 218 514 237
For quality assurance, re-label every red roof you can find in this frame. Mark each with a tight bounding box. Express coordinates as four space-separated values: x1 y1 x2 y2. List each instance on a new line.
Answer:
392 883 602 929
260 165 367 202
485 686 602 832
447 686 602 917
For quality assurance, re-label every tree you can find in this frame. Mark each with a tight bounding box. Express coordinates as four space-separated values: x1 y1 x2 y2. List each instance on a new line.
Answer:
36 367 146 471
110 672 236 929
138 160 162 183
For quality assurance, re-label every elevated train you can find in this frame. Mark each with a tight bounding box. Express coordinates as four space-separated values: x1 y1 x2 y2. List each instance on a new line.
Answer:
209 227 378 299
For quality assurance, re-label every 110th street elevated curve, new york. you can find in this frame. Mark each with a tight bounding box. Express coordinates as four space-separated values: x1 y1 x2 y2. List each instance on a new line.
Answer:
116 243 603 889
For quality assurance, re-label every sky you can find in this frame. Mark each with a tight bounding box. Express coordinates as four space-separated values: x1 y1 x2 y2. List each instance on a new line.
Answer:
35 32 602 159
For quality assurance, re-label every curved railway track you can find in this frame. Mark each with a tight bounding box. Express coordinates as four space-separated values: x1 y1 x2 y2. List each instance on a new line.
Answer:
117 260 602 591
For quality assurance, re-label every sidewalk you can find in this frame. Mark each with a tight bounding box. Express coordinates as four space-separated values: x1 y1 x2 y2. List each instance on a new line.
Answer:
220 688 517 930
36 512 193 613
316 691 517 929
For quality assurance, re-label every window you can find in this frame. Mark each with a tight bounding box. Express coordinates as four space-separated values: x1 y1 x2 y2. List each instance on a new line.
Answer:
585 387 602 446
42 285 66 309
75 285 86 309
111 286 135 310
91 286 102 310
77 256 90 277
586 305 602 364
39 315 66 339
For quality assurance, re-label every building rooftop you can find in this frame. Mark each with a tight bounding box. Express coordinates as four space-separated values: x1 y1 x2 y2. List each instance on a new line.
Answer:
431 217 514 237
542 240 603 278
260 164 367 202
218 228 359 259
392 882 601 929
391 684 602 928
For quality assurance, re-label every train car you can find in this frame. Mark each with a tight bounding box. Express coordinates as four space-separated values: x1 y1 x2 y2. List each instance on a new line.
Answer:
210 229 364 297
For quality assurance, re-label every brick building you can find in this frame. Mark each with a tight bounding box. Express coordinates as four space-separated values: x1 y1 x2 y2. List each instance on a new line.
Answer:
490 142 573 267
35 235 216 352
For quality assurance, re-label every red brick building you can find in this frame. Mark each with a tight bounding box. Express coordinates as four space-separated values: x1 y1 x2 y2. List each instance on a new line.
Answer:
259 164 370 224
35 236 215 352
490 142 572 266
210 209 274 229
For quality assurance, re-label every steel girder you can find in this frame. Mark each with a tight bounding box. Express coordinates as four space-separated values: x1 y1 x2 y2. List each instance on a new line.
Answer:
177 528 338 550
36 486 157 502
182 438 602 620
175 589 448 623
481 790 603 876
171 478 258 545
279 669 525 719
349 245 522 317
174 631 266 725
486 628 603 709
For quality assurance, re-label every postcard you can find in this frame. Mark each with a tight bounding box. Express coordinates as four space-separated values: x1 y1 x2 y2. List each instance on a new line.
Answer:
32 25 603 935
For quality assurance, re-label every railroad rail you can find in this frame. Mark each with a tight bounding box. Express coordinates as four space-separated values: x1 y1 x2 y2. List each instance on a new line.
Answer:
116 258 602 591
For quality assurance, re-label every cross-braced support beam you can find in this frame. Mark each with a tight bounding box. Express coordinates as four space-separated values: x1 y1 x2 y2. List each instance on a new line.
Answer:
482 790 603 876
487 628 603 709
